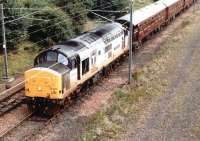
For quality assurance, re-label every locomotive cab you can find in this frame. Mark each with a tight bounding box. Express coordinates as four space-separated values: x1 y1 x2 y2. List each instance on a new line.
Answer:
25 50 73 100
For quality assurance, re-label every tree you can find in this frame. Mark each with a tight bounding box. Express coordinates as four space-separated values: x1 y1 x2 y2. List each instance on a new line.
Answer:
1 0 127 52
54 0 87 34
28 8 74 48
0 0 30 50
0 0 75 51
90 0 129 18
82 0 95 9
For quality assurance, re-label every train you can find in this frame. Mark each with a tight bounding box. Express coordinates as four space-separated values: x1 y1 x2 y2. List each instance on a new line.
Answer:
25 0 195 110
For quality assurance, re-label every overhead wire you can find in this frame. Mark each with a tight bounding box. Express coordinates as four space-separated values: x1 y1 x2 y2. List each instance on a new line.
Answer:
0 1 129 52
3 0 118 11
25 2 127 45
0 15 129 97
0 19 129 96
3 0 123 35
1 2 121 45
4 11 42 24
3 4 83 24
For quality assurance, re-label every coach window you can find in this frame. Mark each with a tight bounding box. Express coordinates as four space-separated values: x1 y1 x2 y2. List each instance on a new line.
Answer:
58 53 68 66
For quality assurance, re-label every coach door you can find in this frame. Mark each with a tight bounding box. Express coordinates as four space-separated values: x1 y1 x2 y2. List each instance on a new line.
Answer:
133 26 139 41
165 7 169 23
122 34 126 49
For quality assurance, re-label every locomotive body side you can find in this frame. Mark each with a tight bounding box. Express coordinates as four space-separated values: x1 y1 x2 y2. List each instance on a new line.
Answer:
62 23 127 98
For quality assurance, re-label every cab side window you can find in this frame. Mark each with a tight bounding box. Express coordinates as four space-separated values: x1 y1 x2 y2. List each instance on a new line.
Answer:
58 54 68 66
70 59 77 69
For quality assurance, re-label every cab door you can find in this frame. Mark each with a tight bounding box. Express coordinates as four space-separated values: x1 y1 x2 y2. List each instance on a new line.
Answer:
91 50 97 71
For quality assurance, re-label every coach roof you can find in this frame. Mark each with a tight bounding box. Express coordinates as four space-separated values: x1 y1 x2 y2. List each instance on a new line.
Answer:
159 0 180 6
117 1 166 26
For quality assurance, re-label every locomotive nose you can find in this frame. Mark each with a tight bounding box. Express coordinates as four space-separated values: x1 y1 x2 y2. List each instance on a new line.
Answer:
25 68 63 99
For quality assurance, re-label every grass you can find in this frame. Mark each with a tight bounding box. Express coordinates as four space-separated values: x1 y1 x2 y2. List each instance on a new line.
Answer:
192 125 200 133
77 8 200 140
78 51 170 141
78 76 164 141
192 118 200 136
0 41 40 83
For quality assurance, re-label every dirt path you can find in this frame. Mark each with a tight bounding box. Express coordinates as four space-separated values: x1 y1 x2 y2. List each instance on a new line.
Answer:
129 32 200 141
121 8 200 141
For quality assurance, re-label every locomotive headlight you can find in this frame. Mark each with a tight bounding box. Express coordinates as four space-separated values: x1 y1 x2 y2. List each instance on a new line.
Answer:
38 86 42 91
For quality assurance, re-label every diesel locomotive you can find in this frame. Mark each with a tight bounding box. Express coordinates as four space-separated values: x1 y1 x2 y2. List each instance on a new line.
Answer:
25 22 127 109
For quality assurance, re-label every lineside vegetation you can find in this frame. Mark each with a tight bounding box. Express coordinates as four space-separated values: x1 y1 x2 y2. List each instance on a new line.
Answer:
0 0 151 81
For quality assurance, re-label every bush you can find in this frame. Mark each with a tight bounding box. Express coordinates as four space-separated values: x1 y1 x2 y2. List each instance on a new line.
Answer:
0 0 30 50
0 0 55 50
54 0 87 34
28 8 74 49
0 0 76 51
89 0 129 19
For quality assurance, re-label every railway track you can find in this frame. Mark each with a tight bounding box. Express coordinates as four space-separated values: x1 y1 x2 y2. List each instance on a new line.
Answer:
0 110 61 140
0 112 34 138
0 88 26 116
0 52 127 140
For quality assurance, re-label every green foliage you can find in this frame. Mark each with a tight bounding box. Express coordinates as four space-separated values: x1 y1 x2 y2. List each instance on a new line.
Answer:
1 0 30 50
20 0 53 8
0 0 82 51
0 0 54 50
54 0 87 34
28 8 74 48
0 0 128 52
90 0 129 18
115 89 126 99
82 0 95 9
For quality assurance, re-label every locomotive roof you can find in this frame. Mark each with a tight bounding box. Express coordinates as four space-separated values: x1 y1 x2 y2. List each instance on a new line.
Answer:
75 22 123 45
92 22 122 37
49 22 123 57
117 1 166 25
